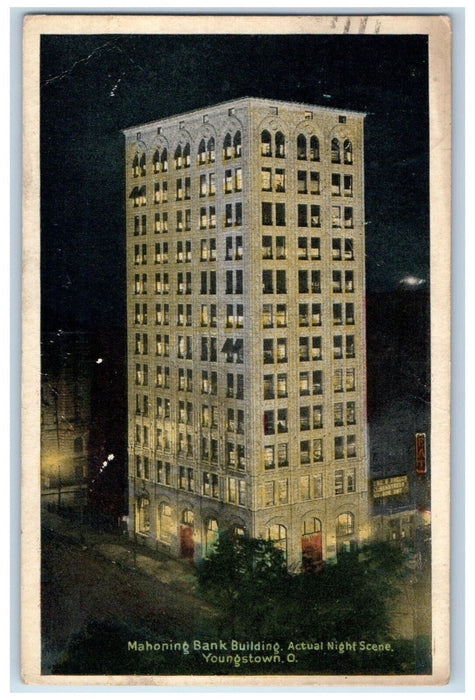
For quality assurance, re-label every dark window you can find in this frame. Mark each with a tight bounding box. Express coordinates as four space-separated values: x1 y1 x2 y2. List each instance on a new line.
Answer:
310 135 319 161
310 205 320 227
331 138 341 164
335 437 344 460
311 270 321 293
207 137 215 162
275 131 285 158
262 235 272 259
276 204 286 226
344 207 353 228
298 204 308 227
235 202 242 226
198 138 206 163
262 270 273 294
209 271 216 295
261 130 272 156
277 408 288 433
174 144 182 169
225 203 232 227
235 270 243 294
262 202 272 226
183 142 190 167
263 410 274 435
223 132 232 159
276 270 286 294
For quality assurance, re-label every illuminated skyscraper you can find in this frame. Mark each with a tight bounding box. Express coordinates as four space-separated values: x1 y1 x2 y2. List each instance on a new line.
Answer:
123 98 369 567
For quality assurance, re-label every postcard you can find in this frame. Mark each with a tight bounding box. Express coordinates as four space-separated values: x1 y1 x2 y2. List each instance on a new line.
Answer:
21 13 451 686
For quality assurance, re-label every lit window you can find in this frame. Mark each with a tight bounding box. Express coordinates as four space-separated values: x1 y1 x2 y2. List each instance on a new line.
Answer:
331 138 341 163
261 130 272 157
297 134 306 160
275 131 285 158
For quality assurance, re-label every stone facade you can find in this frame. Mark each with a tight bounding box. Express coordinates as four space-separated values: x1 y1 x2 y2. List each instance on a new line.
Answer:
123 97 369 568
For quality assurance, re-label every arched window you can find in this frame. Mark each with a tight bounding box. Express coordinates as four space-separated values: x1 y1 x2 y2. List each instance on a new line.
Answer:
137 497 150 533
233 130 242 157
297 134 307 160
331 138 341 164
183 142 191 167
181 508 194 526
310 135 319 161
205 517 219 554
267 523 287 559
223 132 232 159
132 154 139 177
233 525 246 537
198 138 206 164
344 139 353 164
336 512 354 537
130 186 146 207
159 502 173 542
139 153 146 176
152 149 161 173
180 508 194 560
161 148 168 172
302 517 321 535
275 131 285 158
207 137 215 162
174 144 182 169
130 186 140 207
261 130 272 157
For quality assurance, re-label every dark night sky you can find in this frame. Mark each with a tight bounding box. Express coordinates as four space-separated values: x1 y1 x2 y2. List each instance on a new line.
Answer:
40 33 429 331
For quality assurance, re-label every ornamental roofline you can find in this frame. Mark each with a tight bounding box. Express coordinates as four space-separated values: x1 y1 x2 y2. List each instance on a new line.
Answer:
121 96 366 135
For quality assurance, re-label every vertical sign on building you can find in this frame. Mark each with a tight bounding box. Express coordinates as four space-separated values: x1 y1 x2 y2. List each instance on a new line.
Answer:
415 432 427 474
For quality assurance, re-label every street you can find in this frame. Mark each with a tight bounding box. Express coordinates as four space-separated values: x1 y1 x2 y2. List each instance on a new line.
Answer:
41 514 214 673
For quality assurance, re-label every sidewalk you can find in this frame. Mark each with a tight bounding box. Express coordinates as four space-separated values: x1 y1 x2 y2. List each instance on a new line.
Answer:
42 507 198 594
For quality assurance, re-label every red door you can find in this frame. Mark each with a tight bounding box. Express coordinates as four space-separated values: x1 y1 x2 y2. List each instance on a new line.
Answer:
180 525 194 561
301 532 323 572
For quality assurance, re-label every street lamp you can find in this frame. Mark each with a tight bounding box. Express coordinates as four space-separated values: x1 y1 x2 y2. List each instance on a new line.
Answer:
57 464 62 510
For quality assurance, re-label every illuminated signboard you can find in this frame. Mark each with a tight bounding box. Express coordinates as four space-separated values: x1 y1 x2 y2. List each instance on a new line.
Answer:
373 475 409 500
415 432 427 474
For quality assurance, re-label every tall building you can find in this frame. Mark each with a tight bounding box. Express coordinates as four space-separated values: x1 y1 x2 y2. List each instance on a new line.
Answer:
41 331 92 503
123 97 369 568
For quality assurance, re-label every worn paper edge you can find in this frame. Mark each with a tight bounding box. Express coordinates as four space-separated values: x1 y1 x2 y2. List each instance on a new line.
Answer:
21 13 452 687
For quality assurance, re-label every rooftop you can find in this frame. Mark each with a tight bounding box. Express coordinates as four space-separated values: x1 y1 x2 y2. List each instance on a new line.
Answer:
122 96 366 134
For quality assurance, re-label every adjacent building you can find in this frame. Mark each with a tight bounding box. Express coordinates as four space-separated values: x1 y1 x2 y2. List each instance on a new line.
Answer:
123 97 369 568
41 331 92 504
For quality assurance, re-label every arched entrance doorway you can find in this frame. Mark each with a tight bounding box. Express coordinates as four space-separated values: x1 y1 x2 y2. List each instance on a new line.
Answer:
180 508 194 561
301 517 322 572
